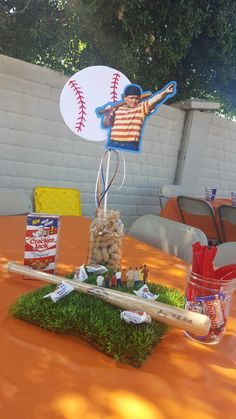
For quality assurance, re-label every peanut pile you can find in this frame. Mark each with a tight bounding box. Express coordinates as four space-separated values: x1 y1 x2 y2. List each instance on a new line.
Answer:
87 210 124 270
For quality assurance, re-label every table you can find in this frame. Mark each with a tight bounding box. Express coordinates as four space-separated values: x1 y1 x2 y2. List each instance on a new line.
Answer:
160 197 232 241
0 215 236 419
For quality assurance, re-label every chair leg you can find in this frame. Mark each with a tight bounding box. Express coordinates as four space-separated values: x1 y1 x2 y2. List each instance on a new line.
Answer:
208 238 222 247
159 196 163 209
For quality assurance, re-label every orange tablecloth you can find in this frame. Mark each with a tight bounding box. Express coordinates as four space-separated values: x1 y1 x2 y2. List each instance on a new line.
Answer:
160 197 232 241
0 216 236 419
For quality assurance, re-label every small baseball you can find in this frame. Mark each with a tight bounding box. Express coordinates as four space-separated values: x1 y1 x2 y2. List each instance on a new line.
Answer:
60 66 130 142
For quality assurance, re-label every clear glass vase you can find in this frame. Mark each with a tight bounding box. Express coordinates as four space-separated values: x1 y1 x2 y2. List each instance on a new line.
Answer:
87 209 124 271
184 270 236 344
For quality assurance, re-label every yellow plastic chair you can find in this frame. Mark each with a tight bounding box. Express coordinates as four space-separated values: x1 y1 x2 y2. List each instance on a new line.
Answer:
34 187 82 216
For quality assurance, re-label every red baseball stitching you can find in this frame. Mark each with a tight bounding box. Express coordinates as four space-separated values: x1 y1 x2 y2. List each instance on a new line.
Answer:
110 72 121 102
69 79 87 132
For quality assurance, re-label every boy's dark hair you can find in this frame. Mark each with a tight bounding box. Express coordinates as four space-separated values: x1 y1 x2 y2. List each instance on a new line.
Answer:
124 84 142 96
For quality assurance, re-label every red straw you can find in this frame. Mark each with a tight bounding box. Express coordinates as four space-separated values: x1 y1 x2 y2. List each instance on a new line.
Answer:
220 270 236 281
192 242 202 274
195 246 208 275
214 264 236 280
190 244 224 296
202 246 217 278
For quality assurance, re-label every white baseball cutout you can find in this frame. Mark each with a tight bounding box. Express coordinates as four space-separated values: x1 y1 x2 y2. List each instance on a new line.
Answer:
60 66 131 142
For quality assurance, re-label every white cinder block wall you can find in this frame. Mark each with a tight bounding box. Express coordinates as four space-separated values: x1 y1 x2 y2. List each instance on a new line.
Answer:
198 114 236 195
1 54 236 229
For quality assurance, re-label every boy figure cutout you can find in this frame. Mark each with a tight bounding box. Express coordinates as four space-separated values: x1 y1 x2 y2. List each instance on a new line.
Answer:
97 81 176 153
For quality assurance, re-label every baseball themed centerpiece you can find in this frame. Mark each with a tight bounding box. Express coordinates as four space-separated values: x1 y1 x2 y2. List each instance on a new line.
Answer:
60 65 177 269
9 65 208 367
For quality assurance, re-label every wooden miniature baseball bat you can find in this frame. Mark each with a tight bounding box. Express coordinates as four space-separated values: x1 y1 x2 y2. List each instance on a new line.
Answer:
7 262 211 336
98 92 152 114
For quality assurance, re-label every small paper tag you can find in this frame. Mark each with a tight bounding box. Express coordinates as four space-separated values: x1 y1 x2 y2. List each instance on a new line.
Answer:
73 264 88 282
133 285 159 300
43 281 74 303
86 264 108 274
120 310 152 324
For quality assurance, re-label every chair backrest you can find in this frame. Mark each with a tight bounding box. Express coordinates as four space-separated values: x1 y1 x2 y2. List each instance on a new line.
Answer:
214 242 236 266
176 195 221 243
34 186 82 216
158 184 199 208
128 214 208 263
0 188 33 215
218 205 236 242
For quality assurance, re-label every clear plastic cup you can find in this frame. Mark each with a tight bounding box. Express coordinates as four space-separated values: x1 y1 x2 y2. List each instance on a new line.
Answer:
205 188 217 201
231 192 236 207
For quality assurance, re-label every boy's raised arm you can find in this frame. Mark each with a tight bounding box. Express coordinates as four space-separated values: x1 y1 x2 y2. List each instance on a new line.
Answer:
148 82 176 110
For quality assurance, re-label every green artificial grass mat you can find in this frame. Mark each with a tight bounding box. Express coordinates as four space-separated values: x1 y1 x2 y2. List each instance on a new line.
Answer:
9 273 184 367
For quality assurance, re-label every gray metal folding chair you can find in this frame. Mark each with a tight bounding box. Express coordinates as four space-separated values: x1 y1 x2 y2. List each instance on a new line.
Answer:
214 242 236 266
218 205 236 242
0 188 33 215
176 195 221 244
158 184 198 209
128 214 208 263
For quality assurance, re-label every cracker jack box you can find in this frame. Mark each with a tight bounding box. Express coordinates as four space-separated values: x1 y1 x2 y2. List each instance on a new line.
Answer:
24 213 61 275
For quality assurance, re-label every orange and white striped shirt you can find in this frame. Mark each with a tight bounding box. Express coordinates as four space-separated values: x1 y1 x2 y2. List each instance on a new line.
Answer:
110 101 151 142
